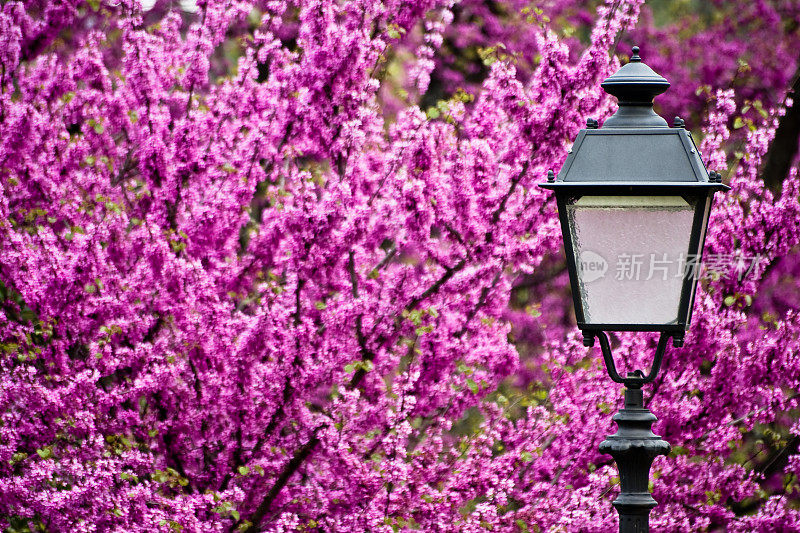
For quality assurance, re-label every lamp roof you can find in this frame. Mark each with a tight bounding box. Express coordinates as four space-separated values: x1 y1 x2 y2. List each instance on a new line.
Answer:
553 129 711 184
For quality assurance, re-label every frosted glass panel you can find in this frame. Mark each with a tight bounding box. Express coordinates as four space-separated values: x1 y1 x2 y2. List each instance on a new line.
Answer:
567 196 695 325
684 196 711 324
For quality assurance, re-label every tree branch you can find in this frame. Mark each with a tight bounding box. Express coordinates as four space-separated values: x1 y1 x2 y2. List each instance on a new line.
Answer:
236 434 321 533
491 160 530 225
454 269 502 338
404 258 467 313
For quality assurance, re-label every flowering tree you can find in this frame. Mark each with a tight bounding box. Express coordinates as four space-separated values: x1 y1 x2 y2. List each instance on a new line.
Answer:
1 1 800 532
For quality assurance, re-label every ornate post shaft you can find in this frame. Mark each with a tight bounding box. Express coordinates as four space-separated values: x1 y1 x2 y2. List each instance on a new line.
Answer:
599 386 670 533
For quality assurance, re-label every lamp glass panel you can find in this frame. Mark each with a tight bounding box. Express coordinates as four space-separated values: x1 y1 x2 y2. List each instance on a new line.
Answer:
684 195 711 324
566 195 695 325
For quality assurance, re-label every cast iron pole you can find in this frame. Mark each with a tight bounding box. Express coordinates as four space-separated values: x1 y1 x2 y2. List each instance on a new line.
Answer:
599 381 670 532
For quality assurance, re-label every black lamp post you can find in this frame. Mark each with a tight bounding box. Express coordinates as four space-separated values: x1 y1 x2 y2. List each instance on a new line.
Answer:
539 46 728 532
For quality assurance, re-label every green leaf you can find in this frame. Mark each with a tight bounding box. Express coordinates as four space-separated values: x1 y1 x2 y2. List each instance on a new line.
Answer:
237 466 249 476
415 325 433 335
386 23 405 39
525 304 541 317
733 117 745 129
466 378 479 394
426 107 440 120
36 447 52 459
231 510 240 521
477 46 499 66
454 89 473 103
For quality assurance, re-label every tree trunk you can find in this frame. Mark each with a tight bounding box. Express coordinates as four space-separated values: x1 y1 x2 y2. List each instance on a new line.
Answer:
762 63 800 195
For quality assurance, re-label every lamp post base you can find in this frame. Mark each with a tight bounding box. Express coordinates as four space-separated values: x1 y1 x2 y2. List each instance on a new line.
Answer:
599 386 670 533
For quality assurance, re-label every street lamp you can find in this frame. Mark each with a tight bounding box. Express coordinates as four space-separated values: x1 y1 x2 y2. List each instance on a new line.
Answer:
539 46 728 532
